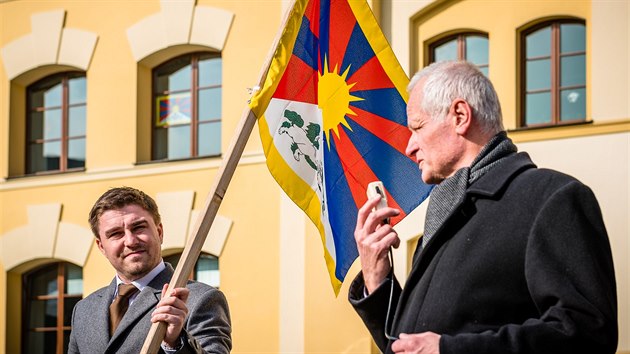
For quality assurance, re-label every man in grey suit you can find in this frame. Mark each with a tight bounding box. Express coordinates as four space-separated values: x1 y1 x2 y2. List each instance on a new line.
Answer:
68 187 232 354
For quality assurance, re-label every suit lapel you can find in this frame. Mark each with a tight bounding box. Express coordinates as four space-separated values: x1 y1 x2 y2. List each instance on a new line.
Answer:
107 264 175 344
92 279 116 350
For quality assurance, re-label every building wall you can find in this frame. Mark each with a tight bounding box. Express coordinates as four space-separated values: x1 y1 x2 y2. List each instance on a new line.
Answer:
1 0 628 353
0 1 374 353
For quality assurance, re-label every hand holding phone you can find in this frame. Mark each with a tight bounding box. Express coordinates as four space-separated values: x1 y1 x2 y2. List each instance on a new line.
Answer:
367 181 389 224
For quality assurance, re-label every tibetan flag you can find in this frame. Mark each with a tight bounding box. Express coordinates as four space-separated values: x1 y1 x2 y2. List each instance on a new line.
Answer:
249 0 432 294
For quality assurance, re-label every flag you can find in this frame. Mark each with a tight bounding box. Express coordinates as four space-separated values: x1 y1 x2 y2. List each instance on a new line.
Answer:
249 0 433 294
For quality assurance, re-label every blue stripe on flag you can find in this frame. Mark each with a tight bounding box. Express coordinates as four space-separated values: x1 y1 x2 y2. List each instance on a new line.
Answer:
342 23 375 79
292 14 319 71
323 136 360 281
318 0 331 70
350 88 408 126
345 119 432 213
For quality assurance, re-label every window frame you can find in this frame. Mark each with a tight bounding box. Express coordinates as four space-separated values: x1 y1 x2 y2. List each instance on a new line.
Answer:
25 72 87 175
151 52 222 161
428 31 489 74
22 262 82 354
519 19 586 128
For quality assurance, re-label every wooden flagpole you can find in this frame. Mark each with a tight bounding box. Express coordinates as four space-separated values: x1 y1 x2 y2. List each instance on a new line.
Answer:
140 1 298 352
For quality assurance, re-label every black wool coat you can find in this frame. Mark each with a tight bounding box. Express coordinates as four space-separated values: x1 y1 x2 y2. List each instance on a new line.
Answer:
349 152 617 354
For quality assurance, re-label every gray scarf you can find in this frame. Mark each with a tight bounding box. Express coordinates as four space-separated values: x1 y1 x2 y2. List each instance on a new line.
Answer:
422 132 517 249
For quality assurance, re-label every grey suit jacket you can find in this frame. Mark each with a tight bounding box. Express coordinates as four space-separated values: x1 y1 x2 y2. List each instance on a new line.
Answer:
68 264 231 354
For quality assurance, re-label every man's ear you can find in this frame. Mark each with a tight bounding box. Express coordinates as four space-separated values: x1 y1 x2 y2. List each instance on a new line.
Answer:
157 223 164 244
450 98 473 135
96 237 106 255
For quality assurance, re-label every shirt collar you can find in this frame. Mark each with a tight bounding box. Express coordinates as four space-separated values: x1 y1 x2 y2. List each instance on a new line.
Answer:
115 260 166 293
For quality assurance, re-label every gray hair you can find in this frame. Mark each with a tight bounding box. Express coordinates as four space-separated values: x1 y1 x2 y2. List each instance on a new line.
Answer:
408 61 504 134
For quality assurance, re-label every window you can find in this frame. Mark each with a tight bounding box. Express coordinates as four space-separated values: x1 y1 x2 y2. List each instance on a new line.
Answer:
429 33 489 76
164 252 220 288
152 53 222 160
521 20 586 127
26 73 86 174
22 262 83 354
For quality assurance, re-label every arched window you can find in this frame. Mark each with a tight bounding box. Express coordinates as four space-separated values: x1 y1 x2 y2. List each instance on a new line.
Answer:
22 262 83 354
152 53 222 160
429 33 489 76
26 72 87 174
164 252 220 288
520 20 586 127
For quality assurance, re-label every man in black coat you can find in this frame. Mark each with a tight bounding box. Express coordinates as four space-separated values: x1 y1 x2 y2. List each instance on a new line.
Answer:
349 61 617 353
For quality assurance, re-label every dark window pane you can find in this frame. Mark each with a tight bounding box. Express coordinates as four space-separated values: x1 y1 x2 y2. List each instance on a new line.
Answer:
68 138 86 169
44 82 62 108
561 23 585 53
526 26 551 58
198 121 221 156
65 264 83 294
525 92 551 125
198 88 221 121
31 266 58 296
560 54 586 87
29 141 61 173
30 90 45 109
29 299 58 327
29 111 44 141
25 331 57 354
434 39 457 62
168 124 191 159
69 105 86 137
69 76 87 104
44 108 62 140
199 57 222 87
526 59 551 91
153 128 168 160
64 297 81 325
465 36 488 65
156 93 192 127
64 330 71 354
560 88 586 121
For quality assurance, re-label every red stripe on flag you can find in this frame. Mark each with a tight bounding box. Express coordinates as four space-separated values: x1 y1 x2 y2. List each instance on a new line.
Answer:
348 55 395 92
304 0 320 39
350 106 414 161
273 55 318 104
328 0 356 70
333 128 406 224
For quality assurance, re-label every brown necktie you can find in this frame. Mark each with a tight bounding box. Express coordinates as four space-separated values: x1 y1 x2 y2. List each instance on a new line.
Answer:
109 283 139 335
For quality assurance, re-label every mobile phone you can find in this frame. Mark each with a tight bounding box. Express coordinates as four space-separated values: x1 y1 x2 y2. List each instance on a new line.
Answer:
367 181 389 224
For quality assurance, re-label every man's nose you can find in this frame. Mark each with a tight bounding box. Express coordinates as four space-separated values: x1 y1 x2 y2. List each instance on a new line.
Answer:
405 136 418 160
123 230 140 246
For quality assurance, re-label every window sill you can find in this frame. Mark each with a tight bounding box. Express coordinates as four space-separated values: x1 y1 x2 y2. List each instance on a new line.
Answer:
6 168 86 181
507 119 629 143
135 154 222 167
508 120 592 132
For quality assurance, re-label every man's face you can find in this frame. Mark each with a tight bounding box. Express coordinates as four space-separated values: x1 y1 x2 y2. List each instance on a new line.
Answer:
95 204 163 283
405 79 462 185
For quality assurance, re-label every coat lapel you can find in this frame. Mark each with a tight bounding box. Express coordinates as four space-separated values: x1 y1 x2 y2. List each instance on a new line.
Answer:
391 152 536 335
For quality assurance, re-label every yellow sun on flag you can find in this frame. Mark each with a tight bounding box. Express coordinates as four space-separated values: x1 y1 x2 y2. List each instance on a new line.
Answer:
318 57 364 149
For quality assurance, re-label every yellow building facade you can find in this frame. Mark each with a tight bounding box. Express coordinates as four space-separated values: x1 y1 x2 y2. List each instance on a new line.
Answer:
0 0 627 353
